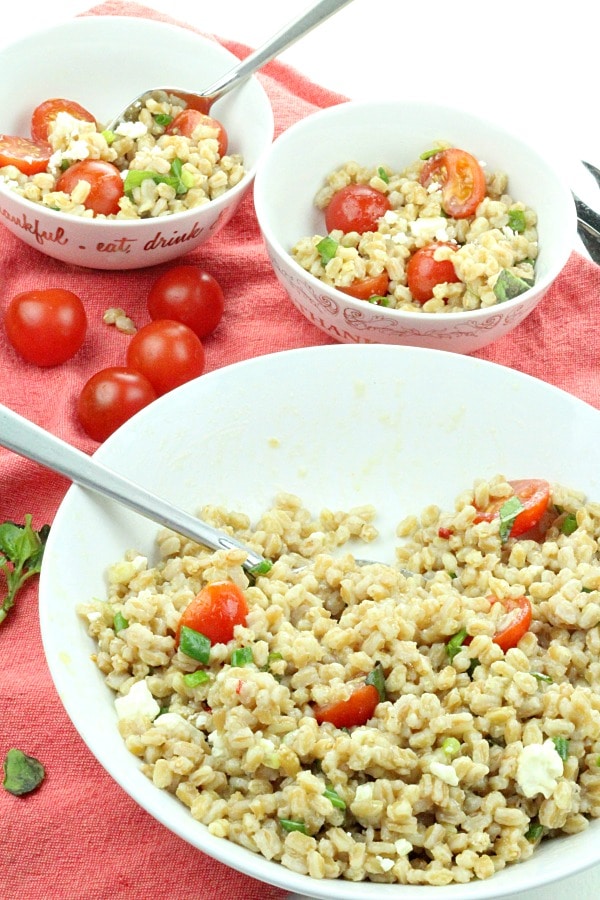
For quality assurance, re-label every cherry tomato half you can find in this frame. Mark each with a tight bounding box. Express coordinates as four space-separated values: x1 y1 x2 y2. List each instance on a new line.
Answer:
147 266 225 339
338 271 390 301
177 581 248 646
0 135 51 176
474 479 551 538
406 242 461 304
77 367 157 442
166 109 228 157
325 184 391 234
56 160 124 216
489 595 532 652
4 288 87 367
31 98 96 143
314 682 380 729
419 148 486 219
126 319 206 396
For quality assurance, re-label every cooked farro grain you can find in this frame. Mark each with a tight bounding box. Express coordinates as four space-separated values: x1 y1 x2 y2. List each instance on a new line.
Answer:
0 95 244 220
78 477 600 885
290 146 538 312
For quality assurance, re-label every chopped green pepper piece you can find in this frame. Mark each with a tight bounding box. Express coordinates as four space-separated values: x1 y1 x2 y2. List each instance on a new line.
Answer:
154 113 173 127
183 669 211 688
231 647 254 667
279 818 308 834
316 236 338 265
179 625 211 663
248 559 273 577
498 495 524 542
323 786 346 809
3 748 45 796
365 661 386 701
113 611 129 633
552 736 569 761
446 628 468 661
493 269 532 303
101 129 116 145
507 209 527 233
525 821 544 842
561 513 578 535
532 671 553 684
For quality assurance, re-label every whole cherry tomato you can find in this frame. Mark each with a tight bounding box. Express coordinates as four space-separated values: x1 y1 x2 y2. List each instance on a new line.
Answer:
126 319 205 396
325 184 391 234
166 109 228 157
0 135 51 176
419 148 486 219
30 98 96 143
177 581 249 646
4 288 87 367
406 242 461 304
56 160 124 216
147 266 225 338
77 367 157 442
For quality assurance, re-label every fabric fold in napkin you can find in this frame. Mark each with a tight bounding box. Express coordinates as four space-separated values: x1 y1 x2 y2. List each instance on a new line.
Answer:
1 2 599 899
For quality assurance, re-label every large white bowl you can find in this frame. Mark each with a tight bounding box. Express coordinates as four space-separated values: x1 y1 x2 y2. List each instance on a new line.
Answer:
0 16 274 270
40 344 600 899
254 100 576 354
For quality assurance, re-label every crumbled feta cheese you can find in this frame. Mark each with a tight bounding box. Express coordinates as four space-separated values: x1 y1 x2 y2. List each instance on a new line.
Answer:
115 121 148 139
516 740 564 798
376 855 395 872
409 216 450 243
153 712 201 740
395 839 412 856
382 209 400 224
114 679 160 721
86 611 102 622
430 761 459 786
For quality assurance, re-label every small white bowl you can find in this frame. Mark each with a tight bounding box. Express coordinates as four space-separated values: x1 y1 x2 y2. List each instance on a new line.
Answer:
254 100 576 354
0 16 274 270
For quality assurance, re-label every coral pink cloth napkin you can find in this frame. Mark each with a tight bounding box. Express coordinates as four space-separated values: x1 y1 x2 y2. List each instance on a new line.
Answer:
1 3 599 899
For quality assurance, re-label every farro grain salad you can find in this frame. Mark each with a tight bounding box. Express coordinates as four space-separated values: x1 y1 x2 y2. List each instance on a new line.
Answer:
290 146 539 312
78 475 600 886
0 96 244 219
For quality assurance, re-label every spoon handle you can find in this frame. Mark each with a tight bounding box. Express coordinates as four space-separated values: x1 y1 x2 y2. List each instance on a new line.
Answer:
0 403 267 570
200 0 355 102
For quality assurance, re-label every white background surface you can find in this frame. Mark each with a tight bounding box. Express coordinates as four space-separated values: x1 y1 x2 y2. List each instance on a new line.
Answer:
1 2 599 898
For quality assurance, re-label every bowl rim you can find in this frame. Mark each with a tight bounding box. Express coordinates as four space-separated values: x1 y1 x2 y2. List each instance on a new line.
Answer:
254 98 576 322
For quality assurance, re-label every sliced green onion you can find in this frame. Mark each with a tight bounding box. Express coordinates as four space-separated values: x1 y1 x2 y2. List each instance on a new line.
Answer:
179 625 211 664
507 208 527 233
498 495 524 542
552 736 569 761
113 611 129 633
561 513 578 535
368 295 391 306
231 647 254 667
248 559 273 577
279 818 308 834
493 269 532 303
525 821 544 842
420 147 441 160
365 661 386 701
532 671 553 684
101 129 116 145
441 737 461 758
154 113 173 127
316 236 338 265
183 669 211 688
323 786 346 810
377 166 390 184
446 628 468 661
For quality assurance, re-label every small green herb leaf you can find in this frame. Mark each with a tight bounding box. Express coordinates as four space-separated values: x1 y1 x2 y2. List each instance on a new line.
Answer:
498 496 524 542
507 208 526 233
493 269 532 303
525 821 544 842
279 818 308 834
183 669 211 688
552 736 569 761
3 748 45 796
0 517 50 625
377 166 390 184
113 611 129 633
561 513 578 535
446 628 468 661
365 661 386 701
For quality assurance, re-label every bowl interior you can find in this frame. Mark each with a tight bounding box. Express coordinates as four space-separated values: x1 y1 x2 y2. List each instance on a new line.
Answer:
0 15 273 180
254 100 575 303
40 344 600 900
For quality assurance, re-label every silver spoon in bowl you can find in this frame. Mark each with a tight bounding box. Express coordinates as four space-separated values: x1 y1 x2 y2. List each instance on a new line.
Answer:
105 0 355 131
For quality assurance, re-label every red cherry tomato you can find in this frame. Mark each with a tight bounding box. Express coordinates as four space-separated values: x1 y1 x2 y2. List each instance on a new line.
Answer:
0 135 51 176
338 271 390 301
147 266 225 339
56 160 124 216
314 683 380 728
166 109 228 157
325 184 391 234
473 479 551 538
419 148 486 219
406 242 461 304
126 319 205 396
30 98 96 143
77 367 157 442
177 581 248 646
489 595 532 652
4 288 87 367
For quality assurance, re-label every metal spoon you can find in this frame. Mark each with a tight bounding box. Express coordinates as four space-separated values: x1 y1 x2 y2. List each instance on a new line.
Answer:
105 0 355 131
